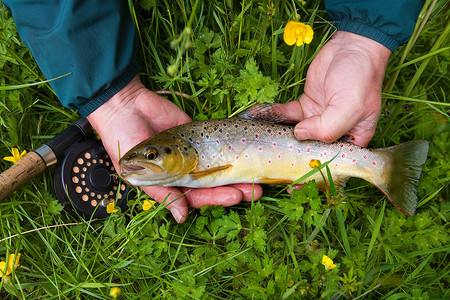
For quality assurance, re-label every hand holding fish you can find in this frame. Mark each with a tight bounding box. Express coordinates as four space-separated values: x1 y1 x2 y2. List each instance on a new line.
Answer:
276 31 392 147
87 76 263 223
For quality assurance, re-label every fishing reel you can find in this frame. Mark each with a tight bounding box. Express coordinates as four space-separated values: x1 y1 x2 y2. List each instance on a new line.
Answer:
53 138 134 218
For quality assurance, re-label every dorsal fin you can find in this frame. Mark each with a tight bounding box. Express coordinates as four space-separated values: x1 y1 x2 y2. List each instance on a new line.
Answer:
238 102 287 123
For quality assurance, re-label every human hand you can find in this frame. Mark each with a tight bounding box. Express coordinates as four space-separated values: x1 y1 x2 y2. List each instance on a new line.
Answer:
87 76 262 223
277 31 391 147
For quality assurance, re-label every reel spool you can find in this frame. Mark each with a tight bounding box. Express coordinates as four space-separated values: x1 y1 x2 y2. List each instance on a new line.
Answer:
53 139 134 218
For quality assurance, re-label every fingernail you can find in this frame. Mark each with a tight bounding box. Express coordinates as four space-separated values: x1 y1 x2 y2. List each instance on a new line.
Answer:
295 128 312 140
170 207 183 223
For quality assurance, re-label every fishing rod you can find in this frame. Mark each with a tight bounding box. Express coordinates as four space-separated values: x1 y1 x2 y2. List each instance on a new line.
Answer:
0 118 133 218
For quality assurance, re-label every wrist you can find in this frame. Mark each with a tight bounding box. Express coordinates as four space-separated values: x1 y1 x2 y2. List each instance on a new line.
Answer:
331 31 391 65
87 75 145 133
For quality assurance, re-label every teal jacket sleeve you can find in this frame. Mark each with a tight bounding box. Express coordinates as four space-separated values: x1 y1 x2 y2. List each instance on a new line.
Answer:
3 0 139 116
324 0 424 52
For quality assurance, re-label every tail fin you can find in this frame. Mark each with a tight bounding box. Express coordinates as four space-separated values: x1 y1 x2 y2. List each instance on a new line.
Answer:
375 140 429 216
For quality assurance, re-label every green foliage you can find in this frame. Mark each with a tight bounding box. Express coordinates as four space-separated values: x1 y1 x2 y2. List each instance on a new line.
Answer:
0 0 449 299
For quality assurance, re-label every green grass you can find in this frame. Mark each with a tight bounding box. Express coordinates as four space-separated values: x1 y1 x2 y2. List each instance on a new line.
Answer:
0 0 449 299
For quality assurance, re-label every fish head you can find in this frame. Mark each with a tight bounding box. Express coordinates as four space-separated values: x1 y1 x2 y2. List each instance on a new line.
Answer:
119 135 198 186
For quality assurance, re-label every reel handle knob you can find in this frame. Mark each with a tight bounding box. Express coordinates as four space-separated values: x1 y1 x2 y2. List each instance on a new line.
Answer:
0 152 46 201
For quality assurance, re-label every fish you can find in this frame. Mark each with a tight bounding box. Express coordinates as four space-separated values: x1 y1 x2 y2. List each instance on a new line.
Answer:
119 104 429 216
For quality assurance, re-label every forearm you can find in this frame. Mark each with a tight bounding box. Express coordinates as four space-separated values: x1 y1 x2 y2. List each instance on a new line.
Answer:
324 0 425 52
3 0 139 116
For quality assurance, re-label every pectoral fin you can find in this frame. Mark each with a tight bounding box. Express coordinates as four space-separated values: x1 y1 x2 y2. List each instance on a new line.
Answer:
190 164 233 179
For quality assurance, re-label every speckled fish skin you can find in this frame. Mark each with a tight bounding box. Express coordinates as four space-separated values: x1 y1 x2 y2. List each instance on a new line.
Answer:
119 117 429 216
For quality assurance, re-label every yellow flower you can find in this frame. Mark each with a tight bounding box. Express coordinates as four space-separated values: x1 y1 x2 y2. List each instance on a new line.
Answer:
142 199 156 211
283 21 314 46
106 202 118 214
3 148 27 164
321 254 337 271
0 253 21 277
109 286 121 299
309 159 321 169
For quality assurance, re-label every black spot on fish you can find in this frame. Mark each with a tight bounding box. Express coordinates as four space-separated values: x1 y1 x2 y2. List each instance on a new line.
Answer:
244 126 248 131
200 133 204 137
175 144 180 148
219 129 223 133
191 130 195 134
206 135 210 139
180 133 185 138
267 129 271 133
183 147 188 151
234 125 238 128
164 147 172 154
188 138 193 142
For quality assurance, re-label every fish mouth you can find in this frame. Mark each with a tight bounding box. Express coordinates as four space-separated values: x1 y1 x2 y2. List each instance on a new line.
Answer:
121 164 146 176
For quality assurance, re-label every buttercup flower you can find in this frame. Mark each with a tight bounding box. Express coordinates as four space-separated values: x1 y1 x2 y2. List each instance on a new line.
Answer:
309 159 321 169
283 21 314 46
109 286 121 299
321 254 337 271
106 202 118 214
3 148 27 164
0 253 21 277
142 199 156 211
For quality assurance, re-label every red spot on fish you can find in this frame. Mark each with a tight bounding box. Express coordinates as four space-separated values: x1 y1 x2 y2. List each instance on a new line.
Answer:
363 155 367 159
372 162 377 166
228 146 232 150
226 134 229 137
324 152 327 155
320 154 323 158
268 160 272 164
220 153 223 157
277 154 281 159
289 145 293 149
307 148 310 152
235 156 239 160
255 134 259 139
297 149 301 154
352 159 356 163
216 140 220 144
212 155 216 158
278 132 282 135
201 155 205 159
273 143 277 147
207 165 210 168
291 163 295 167
341 154 345 158
258 147 263 152
350 148 353 152
242 139 246 143
196 142 200 145
245 154 249 159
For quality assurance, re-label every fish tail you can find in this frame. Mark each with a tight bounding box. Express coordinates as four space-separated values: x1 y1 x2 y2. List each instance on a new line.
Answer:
373 140 429 216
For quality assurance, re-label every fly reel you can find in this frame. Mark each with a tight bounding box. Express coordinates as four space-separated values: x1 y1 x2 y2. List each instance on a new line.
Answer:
53 139 134 218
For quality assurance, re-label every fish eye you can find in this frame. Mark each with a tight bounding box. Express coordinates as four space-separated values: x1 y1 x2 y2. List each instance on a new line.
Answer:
145 149 158 160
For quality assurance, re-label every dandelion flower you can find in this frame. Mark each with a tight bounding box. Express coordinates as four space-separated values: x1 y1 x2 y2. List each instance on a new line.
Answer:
283 21 314 46
109 287 121 299
0 253 21 277
321 254 337 271
142 199 156 211
3 148 27 164
106 202 118 214
309 159 321 169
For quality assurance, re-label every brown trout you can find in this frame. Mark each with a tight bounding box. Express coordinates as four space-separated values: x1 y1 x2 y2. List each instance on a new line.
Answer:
119 107 429 216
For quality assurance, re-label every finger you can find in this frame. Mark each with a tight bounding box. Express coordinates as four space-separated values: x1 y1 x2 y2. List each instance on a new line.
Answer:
273 101 305 123
141 186 188 223
181 186 244 208
229 183 263 202
294 103 360 143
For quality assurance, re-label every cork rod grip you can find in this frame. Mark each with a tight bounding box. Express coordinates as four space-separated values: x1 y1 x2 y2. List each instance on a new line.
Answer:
0 152 46 202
